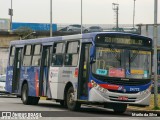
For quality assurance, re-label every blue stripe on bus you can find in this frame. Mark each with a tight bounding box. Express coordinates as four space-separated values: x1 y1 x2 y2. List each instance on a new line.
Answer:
89 75 151 92
20 66 40 97
5 66 14 93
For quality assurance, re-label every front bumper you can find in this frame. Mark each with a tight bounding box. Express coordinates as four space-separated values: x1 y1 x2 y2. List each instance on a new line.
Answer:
89 87 151 106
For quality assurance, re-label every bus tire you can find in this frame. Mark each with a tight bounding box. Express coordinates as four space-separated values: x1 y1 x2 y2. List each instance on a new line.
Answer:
17 95 21 98
66 86 81 111
21 83 32 105
31 97 40 105
112 103 127 114
60 100 67 107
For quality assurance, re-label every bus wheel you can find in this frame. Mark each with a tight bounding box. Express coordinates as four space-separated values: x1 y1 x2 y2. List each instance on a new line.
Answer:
60 100 67 107
31 97 40 105
66 86 81 111
21 84 32 105
112 103 127 113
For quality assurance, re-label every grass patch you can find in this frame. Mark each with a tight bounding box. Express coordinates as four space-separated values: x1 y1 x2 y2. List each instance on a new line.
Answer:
153 106 160 110
128 94 160 111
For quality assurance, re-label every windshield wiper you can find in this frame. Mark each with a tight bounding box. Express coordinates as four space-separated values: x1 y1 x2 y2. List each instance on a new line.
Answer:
109 45 121 62
130 50 139 62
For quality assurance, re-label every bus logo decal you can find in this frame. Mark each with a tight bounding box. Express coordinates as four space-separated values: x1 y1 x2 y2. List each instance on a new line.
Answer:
8 70 13 75
118 86 124 90
49 67 59 80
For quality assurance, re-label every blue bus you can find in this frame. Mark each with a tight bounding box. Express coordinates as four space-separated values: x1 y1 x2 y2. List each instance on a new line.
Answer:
6 32 152 113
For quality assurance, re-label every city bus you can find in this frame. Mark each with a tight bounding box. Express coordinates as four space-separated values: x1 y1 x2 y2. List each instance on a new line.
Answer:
5 32 152 113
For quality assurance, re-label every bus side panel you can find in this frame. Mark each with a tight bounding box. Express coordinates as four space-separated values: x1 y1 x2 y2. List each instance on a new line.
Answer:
20 66 40 97
5 66 13 93
48 67 78 100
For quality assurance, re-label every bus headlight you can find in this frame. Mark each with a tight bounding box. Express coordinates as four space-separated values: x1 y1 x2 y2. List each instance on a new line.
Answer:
140 87 151 95
91 80 108 93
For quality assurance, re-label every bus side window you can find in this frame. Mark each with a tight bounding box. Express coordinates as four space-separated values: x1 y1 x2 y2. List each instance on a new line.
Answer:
32 45 41 66
9 46 15 66
51 43 65 66
23 45 32 66
65 41 79 66
44 48 50 67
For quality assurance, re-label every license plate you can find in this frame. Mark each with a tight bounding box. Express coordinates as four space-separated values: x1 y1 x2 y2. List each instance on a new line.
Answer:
118 96 128 100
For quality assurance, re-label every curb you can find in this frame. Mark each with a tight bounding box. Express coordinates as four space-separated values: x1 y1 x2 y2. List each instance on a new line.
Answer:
127 107 160 112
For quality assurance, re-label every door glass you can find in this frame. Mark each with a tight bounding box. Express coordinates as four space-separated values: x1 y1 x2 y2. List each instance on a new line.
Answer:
80 44 91 97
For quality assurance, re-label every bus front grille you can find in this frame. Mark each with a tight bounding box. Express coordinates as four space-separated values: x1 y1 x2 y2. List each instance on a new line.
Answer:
92 74 151 86
108 89 139 94
106 79 151 86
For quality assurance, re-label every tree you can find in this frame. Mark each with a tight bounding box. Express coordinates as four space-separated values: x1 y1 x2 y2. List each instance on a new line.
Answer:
13 27 36 40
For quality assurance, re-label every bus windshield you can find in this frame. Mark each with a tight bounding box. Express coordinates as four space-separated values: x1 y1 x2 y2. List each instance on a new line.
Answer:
92 46 151 79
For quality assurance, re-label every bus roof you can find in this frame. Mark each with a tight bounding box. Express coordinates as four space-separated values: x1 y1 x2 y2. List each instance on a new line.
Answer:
10 32 152 46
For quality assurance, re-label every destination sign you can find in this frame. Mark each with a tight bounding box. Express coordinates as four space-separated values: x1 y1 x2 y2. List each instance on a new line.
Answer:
95 34 152 47
104 37 143 45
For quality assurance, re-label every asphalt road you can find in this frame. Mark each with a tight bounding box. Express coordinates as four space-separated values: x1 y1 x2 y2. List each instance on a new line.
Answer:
0 95 159 120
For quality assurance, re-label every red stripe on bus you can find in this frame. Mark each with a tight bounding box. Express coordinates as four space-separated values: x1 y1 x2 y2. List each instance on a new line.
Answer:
88 82 120 90
99 84 120 90
35 70 39 96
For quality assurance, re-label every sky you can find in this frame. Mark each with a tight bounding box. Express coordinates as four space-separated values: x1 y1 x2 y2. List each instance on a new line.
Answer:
0 0 159 24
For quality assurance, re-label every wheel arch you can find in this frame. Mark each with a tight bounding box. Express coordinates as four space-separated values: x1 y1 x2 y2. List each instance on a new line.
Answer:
63 82 73 100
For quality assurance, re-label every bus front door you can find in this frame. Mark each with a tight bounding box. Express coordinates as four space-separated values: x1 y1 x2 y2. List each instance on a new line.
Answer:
78 44 91 100
39 45 51 97
12 47 23 93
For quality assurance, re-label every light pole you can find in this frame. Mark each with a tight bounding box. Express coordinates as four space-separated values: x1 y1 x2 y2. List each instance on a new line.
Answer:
81 0 83 34
153 0 158 109
9 0 13 31
112 3 119 31
50 0 53 37
133 0 136 28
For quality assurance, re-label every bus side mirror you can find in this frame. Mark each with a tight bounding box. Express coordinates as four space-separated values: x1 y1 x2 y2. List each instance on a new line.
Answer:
90 46 96 64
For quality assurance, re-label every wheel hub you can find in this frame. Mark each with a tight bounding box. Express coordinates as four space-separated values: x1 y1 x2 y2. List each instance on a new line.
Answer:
69 93 74 104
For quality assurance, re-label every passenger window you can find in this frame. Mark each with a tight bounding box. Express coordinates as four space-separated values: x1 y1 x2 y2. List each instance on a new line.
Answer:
65 41 79 66
32 45 41 66
51 42 65 66
9 46 15 66
34 45 41 54
23 45 32 66
25 45 32 55
56 43 65 53
67 42 79 53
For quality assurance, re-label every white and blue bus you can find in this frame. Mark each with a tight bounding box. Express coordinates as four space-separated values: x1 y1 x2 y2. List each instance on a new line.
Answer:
6 32 152 113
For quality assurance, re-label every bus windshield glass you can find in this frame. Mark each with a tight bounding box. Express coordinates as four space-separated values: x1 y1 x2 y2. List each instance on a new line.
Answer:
92 47 151 79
